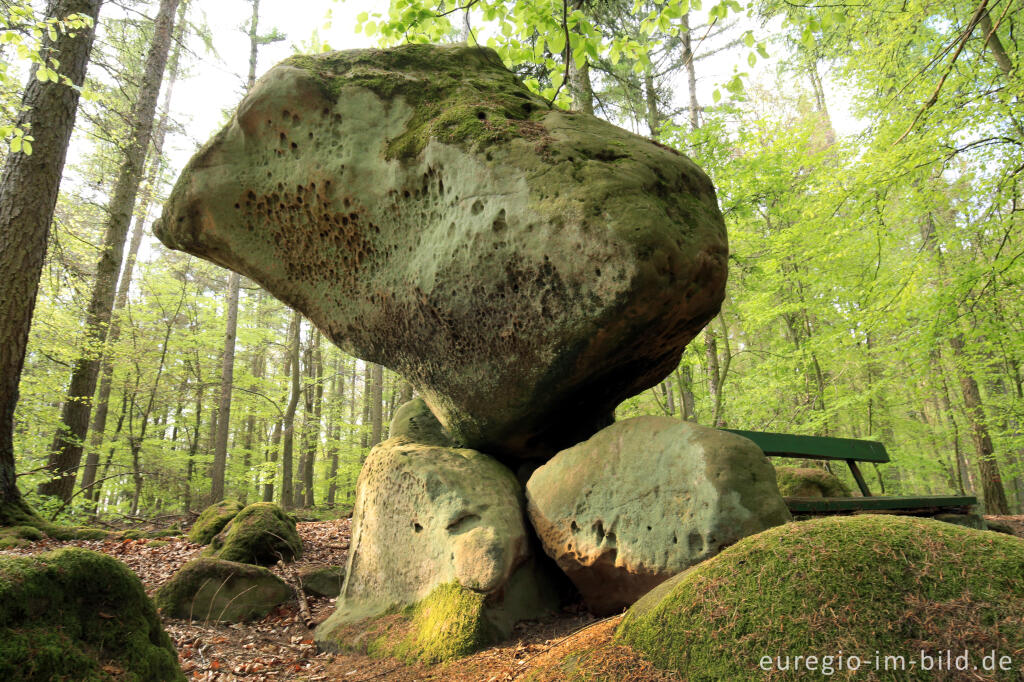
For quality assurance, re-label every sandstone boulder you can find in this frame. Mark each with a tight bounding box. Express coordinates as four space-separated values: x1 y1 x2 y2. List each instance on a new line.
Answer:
155 558 291 622
389 397 450 446
207 502 302 565
315 437 558 650
526 416 791 615
155 43 727 462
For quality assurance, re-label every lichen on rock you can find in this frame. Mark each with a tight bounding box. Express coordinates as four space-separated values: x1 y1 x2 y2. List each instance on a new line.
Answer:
526 416 792 615
0 548 183 681
155 42 728 463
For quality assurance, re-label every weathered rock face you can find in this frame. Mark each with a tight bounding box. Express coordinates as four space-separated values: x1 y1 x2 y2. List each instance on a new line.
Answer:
315 437 557 648
526 416 791 615
207 502 302 565
155 558 291 622
389 397 451 446
0 548 182 681
155 43 727 461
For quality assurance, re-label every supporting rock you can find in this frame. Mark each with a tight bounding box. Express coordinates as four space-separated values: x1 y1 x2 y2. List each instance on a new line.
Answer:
526 416 791 615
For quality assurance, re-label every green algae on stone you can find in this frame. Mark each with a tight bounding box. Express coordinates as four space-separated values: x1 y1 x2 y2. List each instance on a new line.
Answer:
155 557 291 622
0 548 183 681
617 515 1024 681
774 465 851 498
207 501 302 565
190 499 244 544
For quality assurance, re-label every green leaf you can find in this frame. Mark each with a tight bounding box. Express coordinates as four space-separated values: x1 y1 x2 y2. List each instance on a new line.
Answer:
548 32 565 55
712 88 721 103
748 52 756 67
743 31 755 48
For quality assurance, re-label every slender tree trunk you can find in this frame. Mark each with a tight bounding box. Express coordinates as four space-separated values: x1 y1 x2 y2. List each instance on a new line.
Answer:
326 354 344 507
643 69 660 138
281 311 301 509
306 331 323 507
682 12 699 131
81 0 188 501
369 362 384 449
0 0 102 523
210 272 240 502
565 0 594 114
40 0 181 502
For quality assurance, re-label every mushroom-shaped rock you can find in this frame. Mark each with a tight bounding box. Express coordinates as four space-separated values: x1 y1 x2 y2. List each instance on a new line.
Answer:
314 437 558 650
526 416 792 615
155 43 728 462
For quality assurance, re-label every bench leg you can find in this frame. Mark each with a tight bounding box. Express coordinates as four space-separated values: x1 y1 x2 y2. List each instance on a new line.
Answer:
847 460 872 497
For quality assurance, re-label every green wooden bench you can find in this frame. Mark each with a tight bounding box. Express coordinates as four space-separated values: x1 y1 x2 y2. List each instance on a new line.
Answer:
722 429 978 515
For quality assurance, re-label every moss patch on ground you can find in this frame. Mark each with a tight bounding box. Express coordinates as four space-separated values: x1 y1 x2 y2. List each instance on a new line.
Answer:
206 501 302 565
189 499 244 544
774 465 851 497
393 582 493 663
0 547 183 681
155 557 291 622
617 515 1024 681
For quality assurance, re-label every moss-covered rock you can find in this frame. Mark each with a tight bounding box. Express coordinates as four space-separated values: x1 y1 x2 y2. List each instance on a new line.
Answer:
155 557 292 622
206 502 302 565
189 499 244 544
0 548 183 681
617 515 1024 681
774 465 851 497
298 564 345 597
0 525 44 548
389 398 451 446
155 43 727 464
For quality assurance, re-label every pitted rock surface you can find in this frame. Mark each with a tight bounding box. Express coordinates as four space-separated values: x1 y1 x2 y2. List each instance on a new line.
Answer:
526 416 792 615
314 436 555 647
155 43 727 461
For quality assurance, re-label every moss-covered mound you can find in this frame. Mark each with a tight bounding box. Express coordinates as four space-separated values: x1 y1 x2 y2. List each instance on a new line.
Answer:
0 548 183 681
207 502 302 565
617 515 1024 681
394 582 493 663
0 525 44 549
774 465 851 497
155 557 291 622
189 499 244 544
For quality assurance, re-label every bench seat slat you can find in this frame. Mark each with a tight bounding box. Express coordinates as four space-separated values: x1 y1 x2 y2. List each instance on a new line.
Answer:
785 495 978 513
723 429 890 464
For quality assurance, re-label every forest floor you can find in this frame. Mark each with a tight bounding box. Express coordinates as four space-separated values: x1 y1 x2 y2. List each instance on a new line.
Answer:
3 514 1022 681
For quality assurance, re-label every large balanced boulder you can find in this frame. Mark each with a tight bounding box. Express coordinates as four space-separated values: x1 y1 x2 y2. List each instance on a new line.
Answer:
207 502 302 565
617 515 1024 681
155 558 292 622
189 498 243 544
315 436 558 654
526 416 791 615
155 43 728 462
0 548 182 681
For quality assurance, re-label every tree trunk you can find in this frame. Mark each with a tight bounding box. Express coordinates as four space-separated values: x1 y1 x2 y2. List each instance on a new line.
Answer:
306 331 323 507
326 353 344 508
281 311 301 509
39 0 181 502
0 0 102 524
682 12 699 131
81 0 188 502
210 271 240 502
263 418 281 502
369 362 384 449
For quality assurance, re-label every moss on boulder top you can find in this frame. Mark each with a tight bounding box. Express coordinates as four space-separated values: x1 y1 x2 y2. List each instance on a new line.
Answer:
155 43 727 463
206 501 302 565
0 548 182 681
189 499 244 544
774 465 851 497
617 515 1024 681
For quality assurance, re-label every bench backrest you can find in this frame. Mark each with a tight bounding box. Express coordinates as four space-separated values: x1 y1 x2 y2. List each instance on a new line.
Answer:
722 429 890 464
